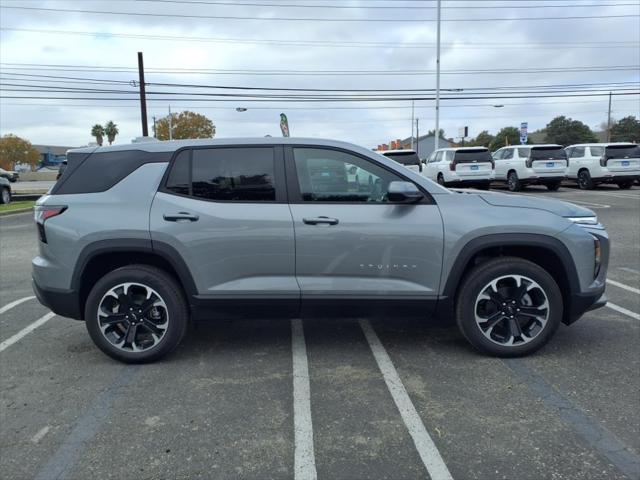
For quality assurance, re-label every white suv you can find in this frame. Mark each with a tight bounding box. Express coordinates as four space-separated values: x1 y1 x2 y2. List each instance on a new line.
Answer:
423 147 494 189
492 144 568 191
565 143 639 190
379 149 423 174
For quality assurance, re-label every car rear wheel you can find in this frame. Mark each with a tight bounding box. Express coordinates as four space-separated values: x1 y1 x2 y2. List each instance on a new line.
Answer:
578 170 594 190
85 265 188 363
0 187 11 204
546 182 561 191
455 257 562 357
617 181 633 189
437 173 446 186
507 171 522 192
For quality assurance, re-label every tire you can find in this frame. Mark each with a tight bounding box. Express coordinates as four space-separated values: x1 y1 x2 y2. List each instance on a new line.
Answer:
578 169 594 190
546 182 561 191
455 257 562 357
507 171 522 192
85 265 189 363
0 187 10 204
437 173 446 186
617 181 633 190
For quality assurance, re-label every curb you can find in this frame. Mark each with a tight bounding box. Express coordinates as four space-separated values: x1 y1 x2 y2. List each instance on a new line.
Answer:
0 208 34 217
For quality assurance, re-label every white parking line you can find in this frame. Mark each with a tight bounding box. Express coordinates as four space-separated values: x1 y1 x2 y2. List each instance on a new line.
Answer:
359 319 453 480
291 318 317 480
619 267 640 275
606 279 640 295
0 295 35 315
0 312 55 353
606 303 640 321
31 426 50 444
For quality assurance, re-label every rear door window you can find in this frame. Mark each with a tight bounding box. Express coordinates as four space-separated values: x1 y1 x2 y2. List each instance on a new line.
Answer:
164 147 277 202
570 147 585 158
502 149 514 159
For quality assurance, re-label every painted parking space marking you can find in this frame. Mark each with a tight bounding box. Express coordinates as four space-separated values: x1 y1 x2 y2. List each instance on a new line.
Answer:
291 318 317 480
619 267 640 275
0 312 55 353
30 426 50 444
606 302 640 320
359 319 453 480
0 295 35 315
504 359 640 480
34 367 139 480
606 279 640 295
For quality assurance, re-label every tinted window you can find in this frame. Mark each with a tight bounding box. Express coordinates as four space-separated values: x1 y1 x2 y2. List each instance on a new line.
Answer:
605 145 640 158
293 148 405 203
570 146 585 158
190 147 275 201
503 149 514 159
530 147 567 160
590 146 604 157
454 150 492 163
384 151 420 166
52 150 172 195
517 148 530 158
165 150 190 196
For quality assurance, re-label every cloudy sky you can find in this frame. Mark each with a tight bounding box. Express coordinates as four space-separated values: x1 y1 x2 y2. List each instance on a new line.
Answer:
0 0 638 149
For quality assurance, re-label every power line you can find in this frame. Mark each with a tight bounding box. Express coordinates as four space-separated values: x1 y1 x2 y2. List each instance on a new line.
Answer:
2 28 637 50
127 0 640 9
1 63 638 76
2 5 638 21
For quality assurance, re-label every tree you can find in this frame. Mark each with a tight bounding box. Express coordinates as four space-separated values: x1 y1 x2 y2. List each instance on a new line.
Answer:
543 116 597 146
610 116 640 143
156 111 216 140
469 130 494 148
91 124 105 146
104 121 119 145
0 134 40 170
489 126 521 151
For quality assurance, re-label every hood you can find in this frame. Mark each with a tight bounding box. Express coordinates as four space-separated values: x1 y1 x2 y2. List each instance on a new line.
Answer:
472 191 595 218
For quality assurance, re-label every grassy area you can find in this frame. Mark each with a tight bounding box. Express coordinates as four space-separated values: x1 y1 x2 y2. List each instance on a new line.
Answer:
0 200 36 214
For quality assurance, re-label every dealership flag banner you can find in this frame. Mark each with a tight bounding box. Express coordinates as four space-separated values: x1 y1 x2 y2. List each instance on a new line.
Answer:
280 113 290 137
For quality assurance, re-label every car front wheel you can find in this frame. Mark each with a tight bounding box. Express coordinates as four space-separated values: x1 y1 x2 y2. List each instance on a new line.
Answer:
0 187 10 204
85 265 188 363
455 257 562 357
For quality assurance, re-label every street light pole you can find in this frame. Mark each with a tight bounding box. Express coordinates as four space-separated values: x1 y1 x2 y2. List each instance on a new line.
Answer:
606 91 612 142
434 0 441 151
411 100 415 150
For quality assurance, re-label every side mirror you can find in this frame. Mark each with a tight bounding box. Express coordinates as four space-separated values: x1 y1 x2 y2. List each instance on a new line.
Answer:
387 181 423 203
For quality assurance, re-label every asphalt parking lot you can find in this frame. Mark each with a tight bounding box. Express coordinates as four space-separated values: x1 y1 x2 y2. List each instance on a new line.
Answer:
1 185 639 480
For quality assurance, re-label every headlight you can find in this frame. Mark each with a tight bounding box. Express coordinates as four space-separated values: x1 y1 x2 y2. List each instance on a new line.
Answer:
566 216 598 225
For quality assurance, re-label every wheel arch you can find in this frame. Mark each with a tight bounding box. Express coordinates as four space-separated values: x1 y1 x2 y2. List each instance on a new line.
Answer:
440 234 580 324
73 239 197 320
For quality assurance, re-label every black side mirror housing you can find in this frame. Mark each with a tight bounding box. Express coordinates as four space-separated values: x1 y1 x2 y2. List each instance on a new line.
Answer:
387 181 424 203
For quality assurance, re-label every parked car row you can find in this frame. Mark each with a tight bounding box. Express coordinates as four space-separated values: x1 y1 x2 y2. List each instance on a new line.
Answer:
378 142 640 191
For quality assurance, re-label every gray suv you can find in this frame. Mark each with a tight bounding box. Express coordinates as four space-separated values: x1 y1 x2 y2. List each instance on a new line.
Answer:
32 138 609 363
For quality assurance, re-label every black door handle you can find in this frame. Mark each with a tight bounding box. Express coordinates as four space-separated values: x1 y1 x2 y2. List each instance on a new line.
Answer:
163 212 199 222
303 216 339 226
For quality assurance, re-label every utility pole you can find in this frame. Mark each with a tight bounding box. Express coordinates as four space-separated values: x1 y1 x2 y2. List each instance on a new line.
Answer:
137 52 149 137
434 0 442 151
168 105 173 141
415 118 420 156
152 116 157 138
411 100 415 150
606 91 612 142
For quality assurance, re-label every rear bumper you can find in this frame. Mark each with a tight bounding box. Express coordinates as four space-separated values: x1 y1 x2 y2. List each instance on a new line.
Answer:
32 278 83 320
592 174 639 183
445 178 492 185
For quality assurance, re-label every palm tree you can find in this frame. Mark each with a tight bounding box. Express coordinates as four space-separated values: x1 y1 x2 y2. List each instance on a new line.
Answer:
104 121 119 145
91 124 105 146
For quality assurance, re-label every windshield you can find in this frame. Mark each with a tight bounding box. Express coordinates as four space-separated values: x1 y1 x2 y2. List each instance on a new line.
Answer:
605 145 640 158
530 147 567 160
453 150 492 163
384 152 421 166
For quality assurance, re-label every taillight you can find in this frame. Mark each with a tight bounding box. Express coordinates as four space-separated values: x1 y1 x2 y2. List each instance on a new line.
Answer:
449 162 455 171
599 156 607 167
34 205 66 243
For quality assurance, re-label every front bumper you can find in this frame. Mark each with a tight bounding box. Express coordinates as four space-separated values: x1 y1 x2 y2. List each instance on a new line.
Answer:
32 278 83 320
564 289 607 325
